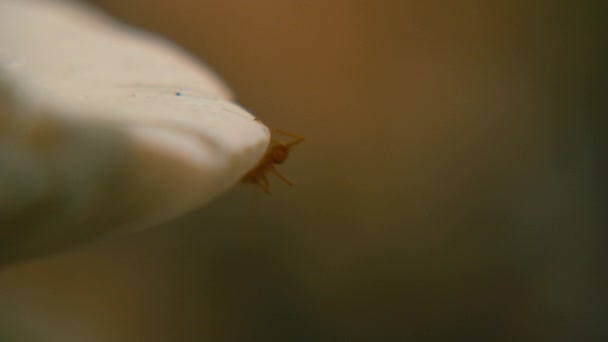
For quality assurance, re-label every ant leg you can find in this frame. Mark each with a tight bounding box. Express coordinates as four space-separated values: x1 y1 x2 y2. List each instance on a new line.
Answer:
271 128 304 147
254 173 272 194
267 164 293 186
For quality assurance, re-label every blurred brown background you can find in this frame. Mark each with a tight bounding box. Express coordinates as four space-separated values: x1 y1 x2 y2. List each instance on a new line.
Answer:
1 0 605 341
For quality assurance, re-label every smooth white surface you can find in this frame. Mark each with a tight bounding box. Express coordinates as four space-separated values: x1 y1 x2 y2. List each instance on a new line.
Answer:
0 0 269 264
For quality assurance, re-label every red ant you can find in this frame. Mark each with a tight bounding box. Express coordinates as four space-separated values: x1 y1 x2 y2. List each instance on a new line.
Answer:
242 127 304 194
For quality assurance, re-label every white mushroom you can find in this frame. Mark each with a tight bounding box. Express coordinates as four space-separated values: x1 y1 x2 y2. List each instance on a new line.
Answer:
0 0 269 265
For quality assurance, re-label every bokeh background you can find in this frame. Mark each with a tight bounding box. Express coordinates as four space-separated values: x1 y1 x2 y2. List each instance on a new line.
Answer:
1 0 605 341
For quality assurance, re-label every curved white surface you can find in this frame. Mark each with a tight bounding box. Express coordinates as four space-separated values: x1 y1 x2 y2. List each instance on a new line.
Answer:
0 0 269 264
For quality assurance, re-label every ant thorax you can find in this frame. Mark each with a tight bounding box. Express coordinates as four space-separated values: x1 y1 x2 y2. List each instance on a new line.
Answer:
241 127 303 194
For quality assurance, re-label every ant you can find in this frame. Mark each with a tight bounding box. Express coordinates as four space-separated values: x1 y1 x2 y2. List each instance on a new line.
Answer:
242 127 304 194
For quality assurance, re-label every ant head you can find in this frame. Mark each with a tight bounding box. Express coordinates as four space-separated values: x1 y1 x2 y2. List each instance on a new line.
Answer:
270 144 289 164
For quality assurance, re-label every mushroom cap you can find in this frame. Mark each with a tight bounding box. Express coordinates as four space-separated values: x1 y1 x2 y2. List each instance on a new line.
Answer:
0 0 269 264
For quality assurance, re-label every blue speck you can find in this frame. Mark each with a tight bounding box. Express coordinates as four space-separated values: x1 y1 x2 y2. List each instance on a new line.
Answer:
175 92 182 96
